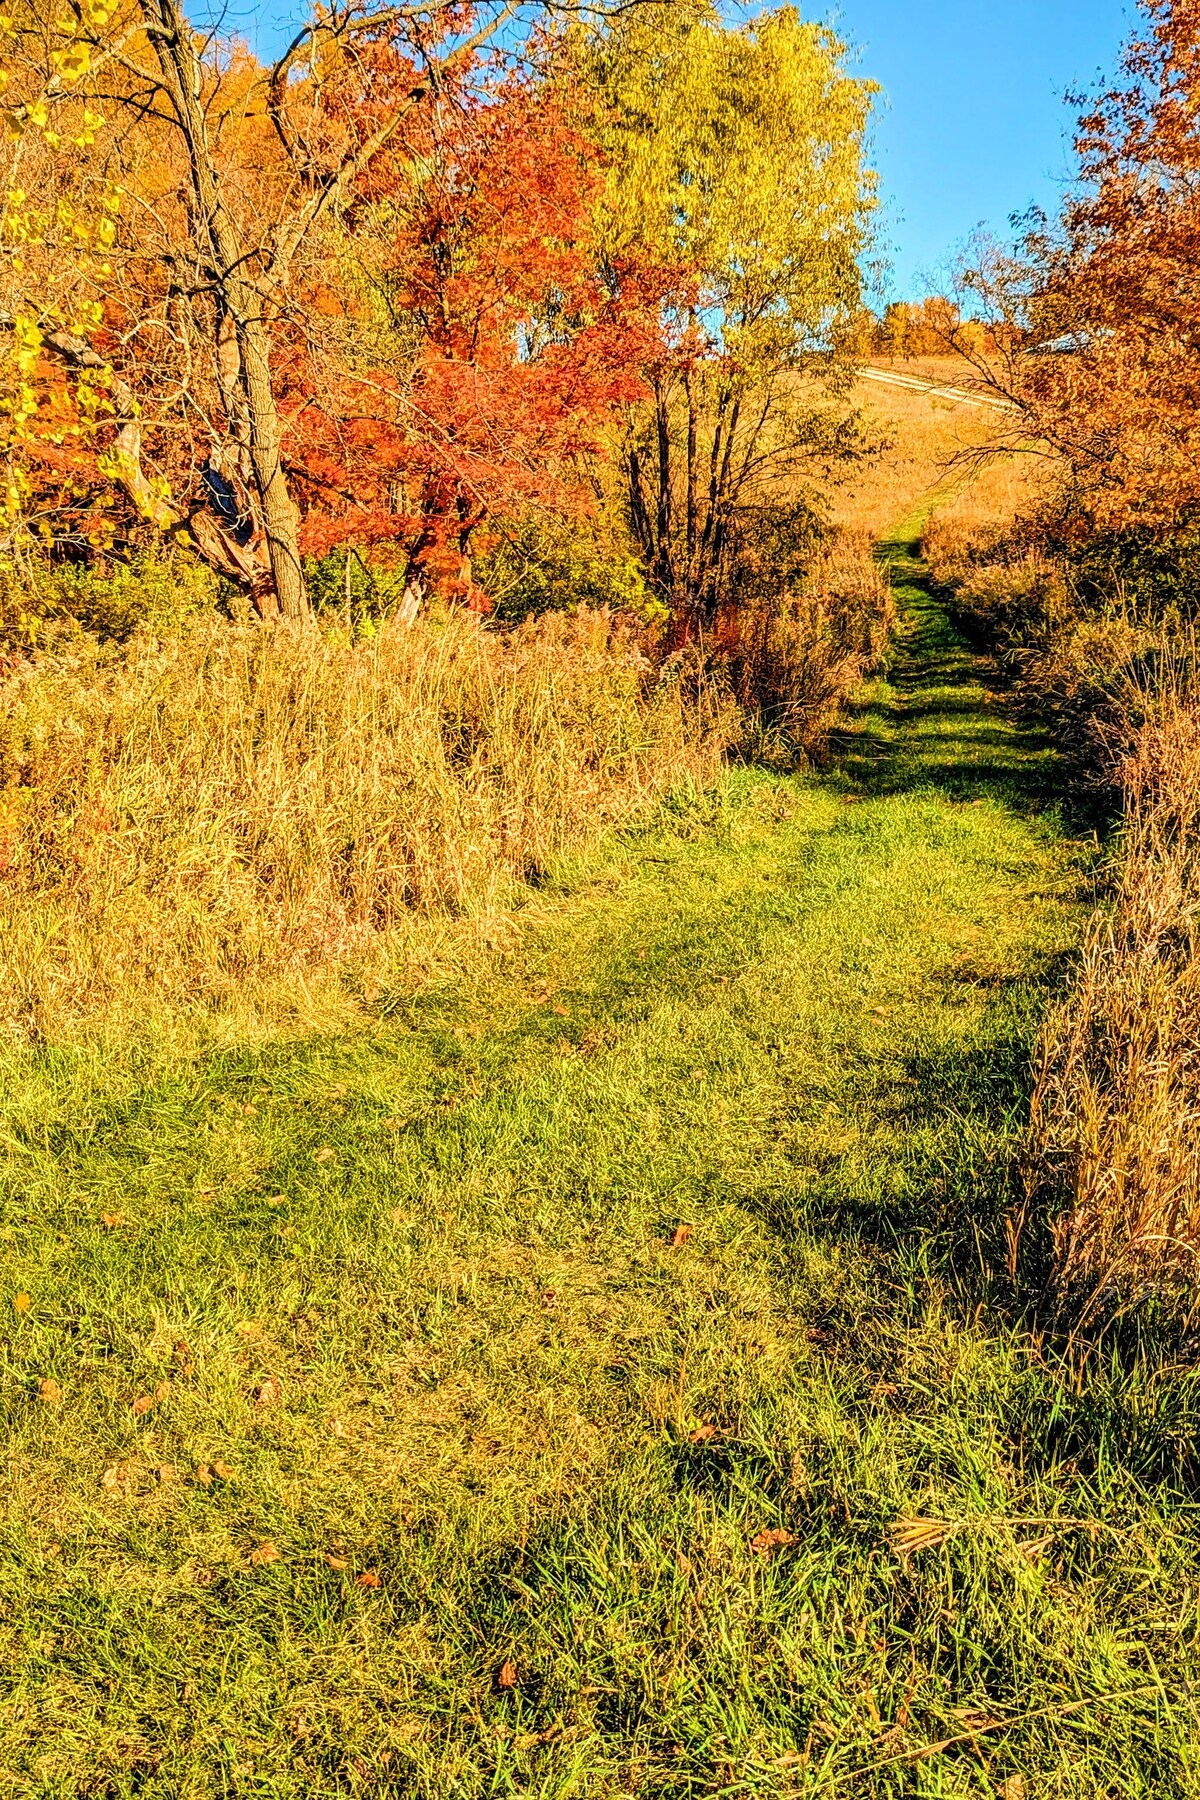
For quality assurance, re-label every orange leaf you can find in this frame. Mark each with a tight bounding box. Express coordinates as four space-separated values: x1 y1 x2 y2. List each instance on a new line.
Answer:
355 1569 381 1588
12 1292 30 1314
688 1422 716 1444
314 1146 334 1163
325 1553 348 1571
750 1526 797 1559
154 1379 172 1403
255 1377 281 1409
211 1459 235 1480
195 1463 213 1486
132 1393 155 1415
265 1194 287 1208
99 1212 125 1230
38 1377 62 1405
250 1541 281 1566
496 1659 518 1690
669 1225 692 1248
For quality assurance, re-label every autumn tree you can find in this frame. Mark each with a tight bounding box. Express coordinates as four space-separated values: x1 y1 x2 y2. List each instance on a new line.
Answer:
0 0 663 619
583 1 877 630
964 0 1200 537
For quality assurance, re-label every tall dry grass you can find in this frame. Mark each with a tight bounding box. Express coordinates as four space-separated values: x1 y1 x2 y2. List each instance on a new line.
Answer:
1027 658 1200 1328
728 531 895 753
0 604 733 1039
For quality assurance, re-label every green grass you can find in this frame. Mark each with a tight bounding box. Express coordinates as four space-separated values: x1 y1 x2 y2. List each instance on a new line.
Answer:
3 528 1200 1796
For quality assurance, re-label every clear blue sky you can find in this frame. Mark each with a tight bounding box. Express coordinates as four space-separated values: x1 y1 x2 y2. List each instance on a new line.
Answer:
233 0 1137 304
834 0 1136 300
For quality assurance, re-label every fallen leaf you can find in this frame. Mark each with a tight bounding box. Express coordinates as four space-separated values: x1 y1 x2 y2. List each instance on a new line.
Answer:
157 1463 177 1484
688 1422 716 1444
211 1459 234 1480
235 1320 262 1340
240 1102 257 1116
195 1463 213 1486
250 1541 280 1566
669 1225 692 1249
99 1212 125 1230
750 1526 797 1558
997 1778 1027 1800
314 1146 334 1163
38 1377 62 1405
132 1394 155 1415
12 1292 30 1314
690 1068 705 1081
101 1465 122 1491
325 1553 348 1571
552 1004 569 1017
355 1569 381 1589
265 1194 287 1208
496 1660 518 1690
254 1376 281 1409
154 1379 172 1403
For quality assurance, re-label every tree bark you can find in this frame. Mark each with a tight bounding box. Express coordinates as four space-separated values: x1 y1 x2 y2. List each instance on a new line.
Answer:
139 0 309 619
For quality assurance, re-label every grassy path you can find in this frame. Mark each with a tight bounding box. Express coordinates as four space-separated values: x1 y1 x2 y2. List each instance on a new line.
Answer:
3 531 1200 1797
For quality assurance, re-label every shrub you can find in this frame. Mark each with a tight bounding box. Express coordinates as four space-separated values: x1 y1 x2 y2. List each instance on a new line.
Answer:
0 552 220 646
0 600 734 1039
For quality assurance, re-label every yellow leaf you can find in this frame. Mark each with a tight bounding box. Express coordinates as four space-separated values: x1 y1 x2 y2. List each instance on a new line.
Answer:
12 1292 30 1314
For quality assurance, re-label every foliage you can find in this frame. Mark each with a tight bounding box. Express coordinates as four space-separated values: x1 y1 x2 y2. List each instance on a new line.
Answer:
966 0 1200 539
470 515 663 626
584 2 878 628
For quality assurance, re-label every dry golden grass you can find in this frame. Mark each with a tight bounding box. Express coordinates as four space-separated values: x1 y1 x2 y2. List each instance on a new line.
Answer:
831 360 1045 541
1028 668 1200 1327
0 603 733 1041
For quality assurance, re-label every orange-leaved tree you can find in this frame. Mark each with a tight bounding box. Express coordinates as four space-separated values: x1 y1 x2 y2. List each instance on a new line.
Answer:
964 0 1200 537
0 0 663 620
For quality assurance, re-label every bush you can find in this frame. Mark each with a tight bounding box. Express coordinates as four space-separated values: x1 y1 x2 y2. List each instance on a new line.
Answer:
0 551 220 645
0 598 734 1039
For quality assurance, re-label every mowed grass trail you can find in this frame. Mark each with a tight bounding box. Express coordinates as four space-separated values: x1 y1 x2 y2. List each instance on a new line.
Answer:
4 530 1200 1797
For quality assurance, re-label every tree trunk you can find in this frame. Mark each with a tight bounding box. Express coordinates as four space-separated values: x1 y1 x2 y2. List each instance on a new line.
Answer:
139 0 310 620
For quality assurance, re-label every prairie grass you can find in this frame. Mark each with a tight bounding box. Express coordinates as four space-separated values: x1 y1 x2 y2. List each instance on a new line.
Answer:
0 604 732 1042
831 360 1043 542
1029 667 1200 1327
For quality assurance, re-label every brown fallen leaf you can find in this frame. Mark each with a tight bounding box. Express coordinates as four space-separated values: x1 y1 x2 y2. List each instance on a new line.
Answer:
101 1465 122 1491
195 1463 213 1486
552 1004 569 1017
99 1212 126 1230
12 1292 30 1314
688 1422 716 1444
496 1660 518 1690
132 1393 155 1415
250 1541 281 1566
690 1068 705 1081
265 1194 287 1208
38 1377 63 1406
235 1320 262 1340
325 1553 348 1571
154 1379 172 1403
211 1459 235 1480
750 1526 797 1559
254 1376 281 1409
997 1778 1027 1800
314 1146 334 1163
355 1569 381 1589
669 1225 692 1249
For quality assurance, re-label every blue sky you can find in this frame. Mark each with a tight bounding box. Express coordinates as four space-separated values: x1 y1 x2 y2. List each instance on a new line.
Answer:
232 0 1138 303
835 0 1136 299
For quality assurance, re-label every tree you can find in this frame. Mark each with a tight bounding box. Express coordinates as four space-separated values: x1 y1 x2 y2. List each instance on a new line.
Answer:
583 2 877 630
0 0 661 619
963 0 1200 536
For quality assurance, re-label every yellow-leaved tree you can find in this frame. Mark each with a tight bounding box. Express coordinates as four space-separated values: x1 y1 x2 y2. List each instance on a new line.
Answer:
584 0 877 630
